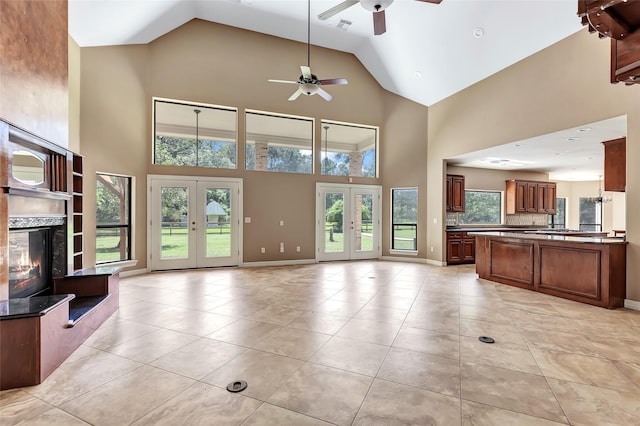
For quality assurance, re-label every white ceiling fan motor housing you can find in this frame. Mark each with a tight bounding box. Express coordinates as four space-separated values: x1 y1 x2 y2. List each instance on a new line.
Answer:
301 83 319 96
360 0 394 13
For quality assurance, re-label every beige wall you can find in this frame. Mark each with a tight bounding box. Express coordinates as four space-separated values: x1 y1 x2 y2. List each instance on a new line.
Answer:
446 166 548 191
555 180 625 232
76 19 428 268
428 29 640 301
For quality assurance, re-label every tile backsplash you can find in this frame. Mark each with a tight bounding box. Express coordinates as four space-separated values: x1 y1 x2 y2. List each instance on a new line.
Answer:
446 212 548 227
505 214 548 226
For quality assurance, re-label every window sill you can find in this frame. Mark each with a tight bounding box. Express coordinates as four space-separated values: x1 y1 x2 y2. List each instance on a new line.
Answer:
389 250 418 256
95 259 138 269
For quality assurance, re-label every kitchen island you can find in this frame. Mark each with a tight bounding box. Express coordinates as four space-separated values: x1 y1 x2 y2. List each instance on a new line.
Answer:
471 232 627 308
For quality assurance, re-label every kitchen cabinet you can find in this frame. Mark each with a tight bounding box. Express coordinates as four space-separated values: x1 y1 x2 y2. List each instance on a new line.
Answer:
602 137 625 192
506 180 556 214
446 231 475 264
446 174 465 212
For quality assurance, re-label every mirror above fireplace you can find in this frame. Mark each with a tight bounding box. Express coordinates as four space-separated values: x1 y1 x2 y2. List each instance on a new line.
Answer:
12 150 45 185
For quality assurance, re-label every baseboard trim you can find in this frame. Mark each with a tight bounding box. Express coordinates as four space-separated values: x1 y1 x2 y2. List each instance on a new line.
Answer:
119 268 147 278
380 256 428 264
241 259 316 268
426 258 446 267
624 299 640 311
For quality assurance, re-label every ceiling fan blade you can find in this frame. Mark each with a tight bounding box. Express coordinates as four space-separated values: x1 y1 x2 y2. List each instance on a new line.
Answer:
318 0 359 21
316 88 333 102
300 66 312 79
319 78 348 85
373 11 386 36
415 0 443 3
288 89 302 101
268 79 298 84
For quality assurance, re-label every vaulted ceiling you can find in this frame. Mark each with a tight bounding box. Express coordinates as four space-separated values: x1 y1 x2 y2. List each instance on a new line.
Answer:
69 0 584 107
69 1 625 180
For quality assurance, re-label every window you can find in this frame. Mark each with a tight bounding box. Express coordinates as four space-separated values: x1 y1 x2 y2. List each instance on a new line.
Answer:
245 110 313 174
458 190 502 225
579 198 602 231
548 197 567 228
391 188 417 250
153 98 237 168
96 173 132 264
320 120 378 177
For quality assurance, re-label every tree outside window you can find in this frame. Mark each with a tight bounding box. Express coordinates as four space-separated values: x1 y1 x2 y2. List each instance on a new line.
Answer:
96 174 132 263
392 188 417 250
458 190 502 225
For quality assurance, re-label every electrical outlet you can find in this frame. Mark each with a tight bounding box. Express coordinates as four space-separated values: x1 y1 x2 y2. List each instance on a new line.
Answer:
261 247 265 254
280 242 284 253
296 246 301 252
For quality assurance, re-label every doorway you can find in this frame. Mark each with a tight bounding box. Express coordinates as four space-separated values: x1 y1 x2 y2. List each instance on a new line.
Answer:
148 175 242 270
316 183 381 261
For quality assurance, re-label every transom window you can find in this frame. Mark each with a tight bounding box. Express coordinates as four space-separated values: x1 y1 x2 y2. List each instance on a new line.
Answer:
153 98 237 168
458 190 503 225
245 110 313 174
320 120 377 177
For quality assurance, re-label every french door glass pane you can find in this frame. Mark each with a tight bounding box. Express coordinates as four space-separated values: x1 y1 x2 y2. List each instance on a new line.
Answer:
325 192 344 253
205 188 231 257
160 186 189 259
355 193 373 252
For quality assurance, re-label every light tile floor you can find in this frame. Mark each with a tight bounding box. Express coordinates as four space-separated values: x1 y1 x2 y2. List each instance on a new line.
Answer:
2 261 640 425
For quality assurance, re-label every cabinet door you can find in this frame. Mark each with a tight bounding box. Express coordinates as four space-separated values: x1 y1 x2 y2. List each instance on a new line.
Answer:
462 238 475 262
546 183 556 214
515 181 527 213
445 175 453 212
447 239 463 263
526 182 538 212
537 183 548 213
446 175 465 212
603 138 626 192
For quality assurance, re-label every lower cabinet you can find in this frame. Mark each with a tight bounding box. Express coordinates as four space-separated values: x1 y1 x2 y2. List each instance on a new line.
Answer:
447 231 476 264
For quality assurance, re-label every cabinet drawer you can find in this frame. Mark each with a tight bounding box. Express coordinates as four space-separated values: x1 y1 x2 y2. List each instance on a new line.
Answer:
448 232 463 239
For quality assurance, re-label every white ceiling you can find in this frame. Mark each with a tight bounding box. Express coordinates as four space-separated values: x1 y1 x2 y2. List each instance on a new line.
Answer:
69 0 616 179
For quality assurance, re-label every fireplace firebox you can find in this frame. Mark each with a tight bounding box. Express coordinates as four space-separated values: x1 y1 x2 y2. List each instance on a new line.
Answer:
8 229 50 299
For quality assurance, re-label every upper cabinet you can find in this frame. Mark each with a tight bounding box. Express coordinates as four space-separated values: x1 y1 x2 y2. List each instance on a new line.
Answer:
603 137 626 192
446 174 465 212
506 180 556 214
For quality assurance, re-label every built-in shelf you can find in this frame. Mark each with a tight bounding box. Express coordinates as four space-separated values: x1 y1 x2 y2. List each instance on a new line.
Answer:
71 154 84 271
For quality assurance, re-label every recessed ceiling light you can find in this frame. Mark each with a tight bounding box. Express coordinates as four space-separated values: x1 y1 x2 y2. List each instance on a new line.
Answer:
567 137 580 141
577 127 592 132
414 71 422 78
514 143 521 147
473 28 484 38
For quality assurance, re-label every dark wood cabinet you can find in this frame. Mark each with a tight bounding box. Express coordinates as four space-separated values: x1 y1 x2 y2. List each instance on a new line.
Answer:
446 174 465 212
446 231 475 264
603 137 626 192
506 180 556 214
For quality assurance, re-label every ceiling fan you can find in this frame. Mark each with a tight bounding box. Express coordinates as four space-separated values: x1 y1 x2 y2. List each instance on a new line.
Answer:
268 0 348 101
318 0 443 36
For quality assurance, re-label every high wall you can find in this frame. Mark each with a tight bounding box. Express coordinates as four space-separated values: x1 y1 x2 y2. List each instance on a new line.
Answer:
0 0 68 147
76 19 429 268
428 29 640 302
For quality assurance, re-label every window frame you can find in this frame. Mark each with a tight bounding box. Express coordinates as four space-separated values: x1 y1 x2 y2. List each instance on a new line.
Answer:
245 109 315 174
458 189 504 225
152 97 238 169
390 187 418 253
578 197 603 231
95 172 133 265
320 119 379 178
548 197 567 228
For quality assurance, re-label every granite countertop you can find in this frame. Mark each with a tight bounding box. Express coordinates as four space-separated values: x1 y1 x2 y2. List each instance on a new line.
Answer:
66 266 124 277
446 227 545 232
467 231 627 244
0 294 75 320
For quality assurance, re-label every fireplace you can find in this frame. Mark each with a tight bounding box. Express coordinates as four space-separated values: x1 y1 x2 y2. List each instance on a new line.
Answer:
9 229 50 298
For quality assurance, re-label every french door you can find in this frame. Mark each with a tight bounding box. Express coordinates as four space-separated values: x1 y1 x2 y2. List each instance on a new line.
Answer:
316 183 381 261
148 176 242 270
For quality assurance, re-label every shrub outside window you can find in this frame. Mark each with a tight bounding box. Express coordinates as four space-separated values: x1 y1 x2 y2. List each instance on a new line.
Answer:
96 173 132 264
391 188 417 250
153 98 237 168
458 190 502 225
